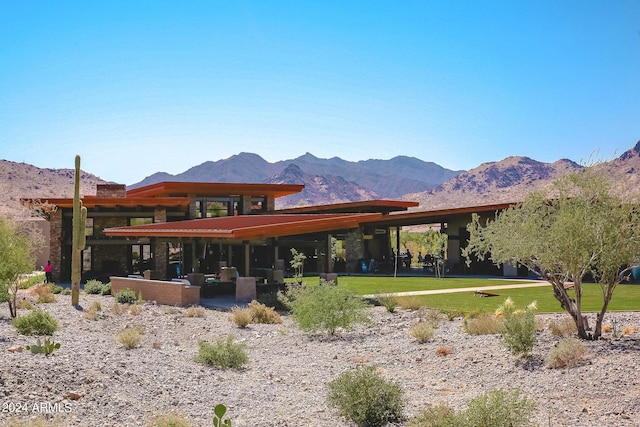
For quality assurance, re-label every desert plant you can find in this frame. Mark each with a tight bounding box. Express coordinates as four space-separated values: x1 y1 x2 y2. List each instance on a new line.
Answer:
84 279 103 295
128 304 143 315
377 296 398 313
279 279 371 336
16 299 33 310
435 346 454 357
50 284 63 294
111 303 126 315
60 288 71 295
212 403 232 427
327 365 405 427
185 306 206 318
459 388 536 427
26 337 61 356
115 288 137 304
149 412 193 427
229 306 253 328
12 309 59 335
117 326 143 349
546 338 587 368
194 336 249 369
548 316 578 337
499 298 537 358
410 322 436 343
395 295 424 311
17 274 46 290
407 403 457 427
101 282 112 295
71 155 87 306
463 313 502 335
37 292 56 304
248 300 282 324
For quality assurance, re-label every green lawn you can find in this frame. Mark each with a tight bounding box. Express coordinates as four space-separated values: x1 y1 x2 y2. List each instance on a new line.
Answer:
326 276 640 314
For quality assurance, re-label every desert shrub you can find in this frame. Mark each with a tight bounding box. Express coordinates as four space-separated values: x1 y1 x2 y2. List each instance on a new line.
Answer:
12 309 59 335
327 365 405 427
60 288 71 295
194 336 249 369
548 316 577 337
16 299 33 310
435 346 454 356
463 313 502 335
499 299 537 358
459 388 536 427
32 283 52 296
395 295 424 310
279 280 371 335
546 338 587 368
84 279 103 295
407 403 457 427
115 288 137 304
101 282 112 296
83 301 102 321
185 306 206 318
410 322 436 343
111 303 126 315
37 292 56 304
230 306 253 328
128 304 143 315
50 284 63 294
149 412 193 427
440 308 464 321
17 274 46 289
248 300 282 324
117 326 143 349
377 296 398 313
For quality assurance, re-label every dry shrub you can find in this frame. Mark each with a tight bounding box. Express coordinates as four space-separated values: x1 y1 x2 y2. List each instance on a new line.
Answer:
30 283 52 297
410 322 436 343
111 303 126 315
548 317 577 337
395 295 424 311
128 304 143 315
623 324 638 335
464 313 502 335
150 412 193 427
377 296 398 313
248 300 282 324
436 346 454 356
602 324 612 333
418 307 442 324
163 307 181 315
16 299 34 310
117 326 144 349
82 309 98 321
37 292 56 304
185 306 206 318
547 338 586 368
230 306 253 328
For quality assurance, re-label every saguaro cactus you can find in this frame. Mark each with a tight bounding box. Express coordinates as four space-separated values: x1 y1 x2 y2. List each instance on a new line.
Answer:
71 155 87 306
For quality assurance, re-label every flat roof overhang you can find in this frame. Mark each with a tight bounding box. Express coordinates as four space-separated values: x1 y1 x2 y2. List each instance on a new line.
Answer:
104 213 383 240
361 202 518 228
126 181 305 199
274 200 419 214
21 197 191 210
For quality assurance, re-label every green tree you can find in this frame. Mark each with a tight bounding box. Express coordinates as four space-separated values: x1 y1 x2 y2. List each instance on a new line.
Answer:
464 167 640 340
0 217 39 318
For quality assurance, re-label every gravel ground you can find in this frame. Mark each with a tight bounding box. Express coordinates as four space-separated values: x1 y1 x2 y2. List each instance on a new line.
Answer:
1 291 639 427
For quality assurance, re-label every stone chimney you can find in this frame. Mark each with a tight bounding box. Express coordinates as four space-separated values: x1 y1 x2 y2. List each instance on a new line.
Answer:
96 184 126 198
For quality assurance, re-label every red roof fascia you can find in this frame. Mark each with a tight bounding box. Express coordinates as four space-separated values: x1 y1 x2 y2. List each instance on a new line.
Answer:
21 197 190 209
125 182 305 199
274 200 419 214
104 213 383 239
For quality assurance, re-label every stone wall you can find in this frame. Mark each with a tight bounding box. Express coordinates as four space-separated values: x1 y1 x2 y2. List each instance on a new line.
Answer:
96 184 126 198
110 276 200 306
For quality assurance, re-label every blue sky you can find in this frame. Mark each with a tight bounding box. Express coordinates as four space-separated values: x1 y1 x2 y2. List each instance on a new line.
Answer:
1 1 639 185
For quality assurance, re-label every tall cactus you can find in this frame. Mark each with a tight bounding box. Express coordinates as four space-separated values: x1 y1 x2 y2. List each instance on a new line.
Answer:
71 155 87 306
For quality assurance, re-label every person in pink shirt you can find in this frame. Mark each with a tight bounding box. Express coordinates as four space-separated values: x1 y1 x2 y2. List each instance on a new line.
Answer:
44 260 53 283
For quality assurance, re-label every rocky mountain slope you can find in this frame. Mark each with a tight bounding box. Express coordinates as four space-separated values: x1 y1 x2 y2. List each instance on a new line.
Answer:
0 160 109 216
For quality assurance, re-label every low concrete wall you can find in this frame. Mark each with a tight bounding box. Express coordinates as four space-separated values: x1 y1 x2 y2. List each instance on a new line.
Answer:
110 276 200 306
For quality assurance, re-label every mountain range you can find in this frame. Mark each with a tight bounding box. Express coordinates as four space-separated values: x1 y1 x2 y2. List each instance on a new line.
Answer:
2 140 639 216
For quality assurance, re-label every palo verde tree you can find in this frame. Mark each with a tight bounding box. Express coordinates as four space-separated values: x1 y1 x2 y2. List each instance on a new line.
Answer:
0 217 39 318
463 166 640 340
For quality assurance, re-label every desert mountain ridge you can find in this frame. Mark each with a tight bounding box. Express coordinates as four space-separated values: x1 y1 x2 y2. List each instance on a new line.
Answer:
2 142 640 216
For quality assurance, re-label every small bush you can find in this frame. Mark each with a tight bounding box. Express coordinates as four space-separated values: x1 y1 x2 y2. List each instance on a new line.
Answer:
84 279 103 295
83 301 103 321
395 295 424 311
101 282 112 296
37 292 57 304
150 412 193 427
128 304 143 315
50 284 63 294
499 299 537 358
117 326 143 349
463 313 502 335
60 288 71 295
115 288 137 304
410 322 436 343
408 403 457 427
185 306 206 318
377 296 398 313
460 388 535 427
546 338 587 368
194 336 249 369
16 299 33 310
230 307 253 328
248 300 282 324
327 365 405 427
111 303 126 315
12 309 59 335
17 274 46 289
279 280 371 335
548 317 577 337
